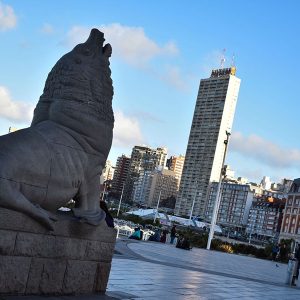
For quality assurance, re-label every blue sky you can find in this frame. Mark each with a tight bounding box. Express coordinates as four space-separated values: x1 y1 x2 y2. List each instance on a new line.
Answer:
0 0 300 183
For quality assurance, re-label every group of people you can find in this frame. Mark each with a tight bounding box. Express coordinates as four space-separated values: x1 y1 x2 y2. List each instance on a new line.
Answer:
272 242 300 286
148 228 167 242
129 227 143 240
148 225 177 244
147 225 191 250
271 243 288 261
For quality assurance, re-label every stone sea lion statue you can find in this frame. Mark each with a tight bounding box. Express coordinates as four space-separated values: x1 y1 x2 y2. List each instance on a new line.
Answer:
0 28 114 230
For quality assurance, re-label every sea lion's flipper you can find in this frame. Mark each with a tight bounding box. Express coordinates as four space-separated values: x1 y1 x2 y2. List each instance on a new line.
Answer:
72 207 105 226
0 179 54 230
71 175 105 225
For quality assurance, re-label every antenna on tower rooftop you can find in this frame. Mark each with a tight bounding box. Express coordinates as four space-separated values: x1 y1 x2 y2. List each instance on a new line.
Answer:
231 53 235 67
220 48 226 68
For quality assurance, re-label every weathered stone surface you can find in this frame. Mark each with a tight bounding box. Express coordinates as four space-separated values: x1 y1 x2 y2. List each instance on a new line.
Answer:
0 211 116 295
14 232 87 259
94 262 112 292
85 241 114 262
63 260 97 294
26 258 66 294
0 256 31 294
0 28 114 230
0 230 16 255
0 208 116 243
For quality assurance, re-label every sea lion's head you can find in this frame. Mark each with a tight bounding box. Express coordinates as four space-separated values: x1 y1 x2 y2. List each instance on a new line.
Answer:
72 28 112 70
35 28 114 125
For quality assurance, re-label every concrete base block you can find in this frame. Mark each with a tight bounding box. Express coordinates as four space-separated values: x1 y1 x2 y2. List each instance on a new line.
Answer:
0 208 116 295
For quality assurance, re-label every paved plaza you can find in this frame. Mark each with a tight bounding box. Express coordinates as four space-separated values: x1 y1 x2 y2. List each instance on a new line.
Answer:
107 238 300 299
3 238 300 300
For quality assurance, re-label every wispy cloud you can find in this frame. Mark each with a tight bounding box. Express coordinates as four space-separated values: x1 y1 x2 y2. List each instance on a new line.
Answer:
113 110 145 148
40 23 54 35
0 1 17 31
63 24 179 67
160 65 188 91
0 86 33 123
131 110 163 124
230 131 300 169
62 24 190 91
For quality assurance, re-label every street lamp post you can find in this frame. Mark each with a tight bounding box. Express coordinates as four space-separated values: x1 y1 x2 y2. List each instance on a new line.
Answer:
206 131 231 250
117 184 125 217
153 190 162 224
101 182 106 201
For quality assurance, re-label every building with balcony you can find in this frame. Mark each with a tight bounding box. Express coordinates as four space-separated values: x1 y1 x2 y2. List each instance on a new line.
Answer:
280 178 300 243
166 155 185 187
246 195 286 242
205 181 253 230
111 155 131 198
123 145 168 202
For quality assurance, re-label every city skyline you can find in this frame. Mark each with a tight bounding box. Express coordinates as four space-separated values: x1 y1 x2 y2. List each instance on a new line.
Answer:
0 1 300 183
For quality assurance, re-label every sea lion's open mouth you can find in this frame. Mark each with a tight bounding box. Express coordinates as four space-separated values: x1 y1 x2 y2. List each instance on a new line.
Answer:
84 28 105 55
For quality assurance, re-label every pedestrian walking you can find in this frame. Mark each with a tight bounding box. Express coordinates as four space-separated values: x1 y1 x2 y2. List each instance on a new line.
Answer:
170 225 176 244
271 244 279 261
292 243 300 286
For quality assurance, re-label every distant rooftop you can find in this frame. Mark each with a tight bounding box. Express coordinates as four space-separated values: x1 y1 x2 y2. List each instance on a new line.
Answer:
211 67 236 78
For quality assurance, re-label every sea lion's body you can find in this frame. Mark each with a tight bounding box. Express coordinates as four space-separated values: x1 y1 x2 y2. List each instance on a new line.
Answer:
0 29 114 229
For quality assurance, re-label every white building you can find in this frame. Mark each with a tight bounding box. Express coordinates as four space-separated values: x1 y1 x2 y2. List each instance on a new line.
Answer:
167 155 185 187
132 170 152 204
133 169 178 207
260 176 272 190
205 182 253 229
100 160 115 184
124 145 168 202
175 67 241 217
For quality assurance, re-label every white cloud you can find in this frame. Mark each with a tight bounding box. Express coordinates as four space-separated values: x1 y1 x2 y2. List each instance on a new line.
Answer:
0 2 17 31
229 131 300 169
63 24 190 90
0 86 34 123
41 23 54 35
160 65 188 91
63 24 179 67
113 110 144 148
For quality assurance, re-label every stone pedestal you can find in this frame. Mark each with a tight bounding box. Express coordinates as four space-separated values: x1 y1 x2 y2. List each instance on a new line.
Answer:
0 208 117 295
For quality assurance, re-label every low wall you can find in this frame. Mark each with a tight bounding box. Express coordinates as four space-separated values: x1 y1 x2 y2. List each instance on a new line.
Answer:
0 208 117 295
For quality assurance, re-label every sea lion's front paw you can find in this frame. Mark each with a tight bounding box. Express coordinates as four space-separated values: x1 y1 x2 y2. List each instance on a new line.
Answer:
72 208 106 226
33 204 56 230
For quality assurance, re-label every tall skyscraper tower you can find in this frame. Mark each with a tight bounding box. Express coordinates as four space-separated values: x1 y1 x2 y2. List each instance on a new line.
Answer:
175 67 241 218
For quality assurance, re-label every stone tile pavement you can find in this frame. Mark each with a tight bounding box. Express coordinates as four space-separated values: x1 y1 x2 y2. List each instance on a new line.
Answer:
107 238 300 299
127 241 288 285
108 258 300 299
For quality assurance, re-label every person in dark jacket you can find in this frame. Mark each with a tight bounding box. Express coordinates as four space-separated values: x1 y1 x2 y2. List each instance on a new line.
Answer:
100 200 114 228
292 244 300 286
129 228 141 240
176 235 191 250
160 230 167 243
170 225 176 244
279 243 288 261
271 244 279 261
149 229 161 242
